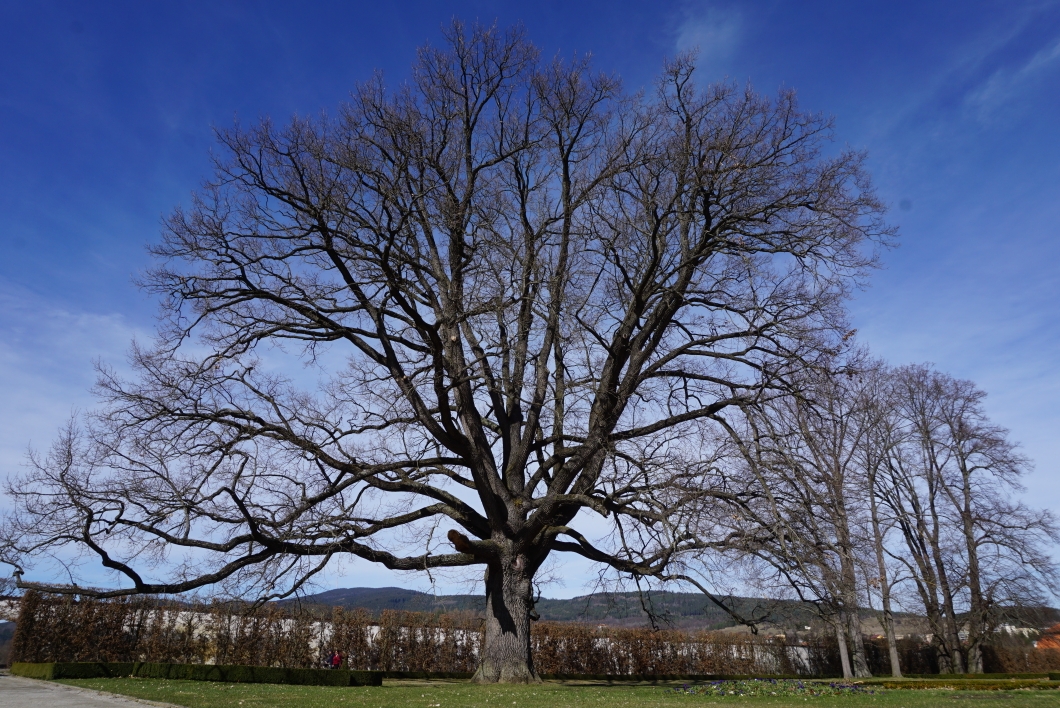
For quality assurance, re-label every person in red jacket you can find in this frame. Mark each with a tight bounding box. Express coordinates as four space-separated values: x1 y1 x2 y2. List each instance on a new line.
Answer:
330 650 343 669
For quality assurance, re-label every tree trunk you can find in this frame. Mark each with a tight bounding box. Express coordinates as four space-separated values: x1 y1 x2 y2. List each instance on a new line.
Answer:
957 460 985 673
845 608 872 678
927 607 954 674
880 597 902 677
473 558 540 683
966 642 983 674
936 575 966 674
835 512 871 679
925 465 966 674
867 466 902 677
934 638 953 674
835 617 853 679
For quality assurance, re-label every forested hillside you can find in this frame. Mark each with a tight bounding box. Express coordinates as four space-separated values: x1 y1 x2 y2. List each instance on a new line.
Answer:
284 587 882 631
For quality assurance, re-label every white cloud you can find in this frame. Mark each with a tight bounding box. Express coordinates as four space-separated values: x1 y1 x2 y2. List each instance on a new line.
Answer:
0 284 615 597
674 2 742 74
964 34 1060 121
0 281 146 509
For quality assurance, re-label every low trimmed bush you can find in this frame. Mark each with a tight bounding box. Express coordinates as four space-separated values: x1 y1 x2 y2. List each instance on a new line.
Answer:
867 679 1059 691
902 672 1052 679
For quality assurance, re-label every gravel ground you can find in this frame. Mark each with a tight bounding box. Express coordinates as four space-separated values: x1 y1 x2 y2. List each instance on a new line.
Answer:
0 672 180 708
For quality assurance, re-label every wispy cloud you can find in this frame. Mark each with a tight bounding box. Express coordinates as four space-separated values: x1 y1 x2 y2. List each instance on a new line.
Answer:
964 34 1060 122
674 2 742 74
840 6 1054 150
0 281 146 509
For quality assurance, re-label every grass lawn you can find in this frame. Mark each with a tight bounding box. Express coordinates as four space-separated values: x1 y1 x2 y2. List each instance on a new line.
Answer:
56 678 1060 708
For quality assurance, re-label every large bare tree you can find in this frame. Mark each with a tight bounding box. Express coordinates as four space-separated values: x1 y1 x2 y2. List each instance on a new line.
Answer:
1 23 887 681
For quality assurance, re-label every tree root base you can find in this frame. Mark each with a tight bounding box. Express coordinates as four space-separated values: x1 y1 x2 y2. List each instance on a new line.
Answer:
471 666 543 684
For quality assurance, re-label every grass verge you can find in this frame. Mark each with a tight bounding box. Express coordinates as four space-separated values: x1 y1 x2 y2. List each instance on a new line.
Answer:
55 677 1060 708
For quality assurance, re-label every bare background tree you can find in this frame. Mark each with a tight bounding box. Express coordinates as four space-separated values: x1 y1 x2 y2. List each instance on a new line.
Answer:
1 22 888 681
707 358 877 679
877 365 1059 674
857 366 905 678
695 359 1058 677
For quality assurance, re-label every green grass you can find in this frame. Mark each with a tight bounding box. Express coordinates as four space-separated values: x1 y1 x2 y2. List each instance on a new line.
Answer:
55 678 1060 708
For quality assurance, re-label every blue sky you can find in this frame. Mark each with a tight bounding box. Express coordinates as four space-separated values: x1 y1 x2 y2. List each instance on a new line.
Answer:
1 0 1058 597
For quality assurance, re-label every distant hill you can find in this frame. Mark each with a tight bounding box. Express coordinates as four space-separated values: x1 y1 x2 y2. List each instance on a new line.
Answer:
284 588 1060 634
538 591 826 630
281 587 833 630
282 587 480 615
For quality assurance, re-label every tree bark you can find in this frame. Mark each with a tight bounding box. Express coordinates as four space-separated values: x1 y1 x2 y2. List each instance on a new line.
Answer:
926 607 953 674
473 557 540 683
876 567 903 677
956 457 985 673
835 618 853 679
844 607 872 678
834 493 871 678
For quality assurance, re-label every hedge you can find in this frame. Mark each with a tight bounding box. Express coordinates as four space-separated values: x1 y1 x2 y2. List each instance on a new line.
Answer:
10 661 381 686
380 671 806 681
11 661 1060 687
13 592 1060 678
901 672 1053 679
865 679 1060 691
9 592 832 675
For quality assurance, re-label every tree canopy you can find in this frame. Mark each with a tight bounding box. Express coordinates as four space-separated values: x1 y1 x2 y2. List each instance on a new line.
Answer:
1 22 889 681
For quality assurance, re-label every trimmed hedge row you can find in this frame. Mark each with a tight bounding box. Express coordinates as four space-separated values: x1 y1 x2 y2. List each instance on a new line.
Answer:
540 672 806 682
865 679 1060 691
12 661 1060 687
380 670 809 682
9 592 831 675
381 670 473 680
10 661 381 686
11 663 807 684
901 672 1053 679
